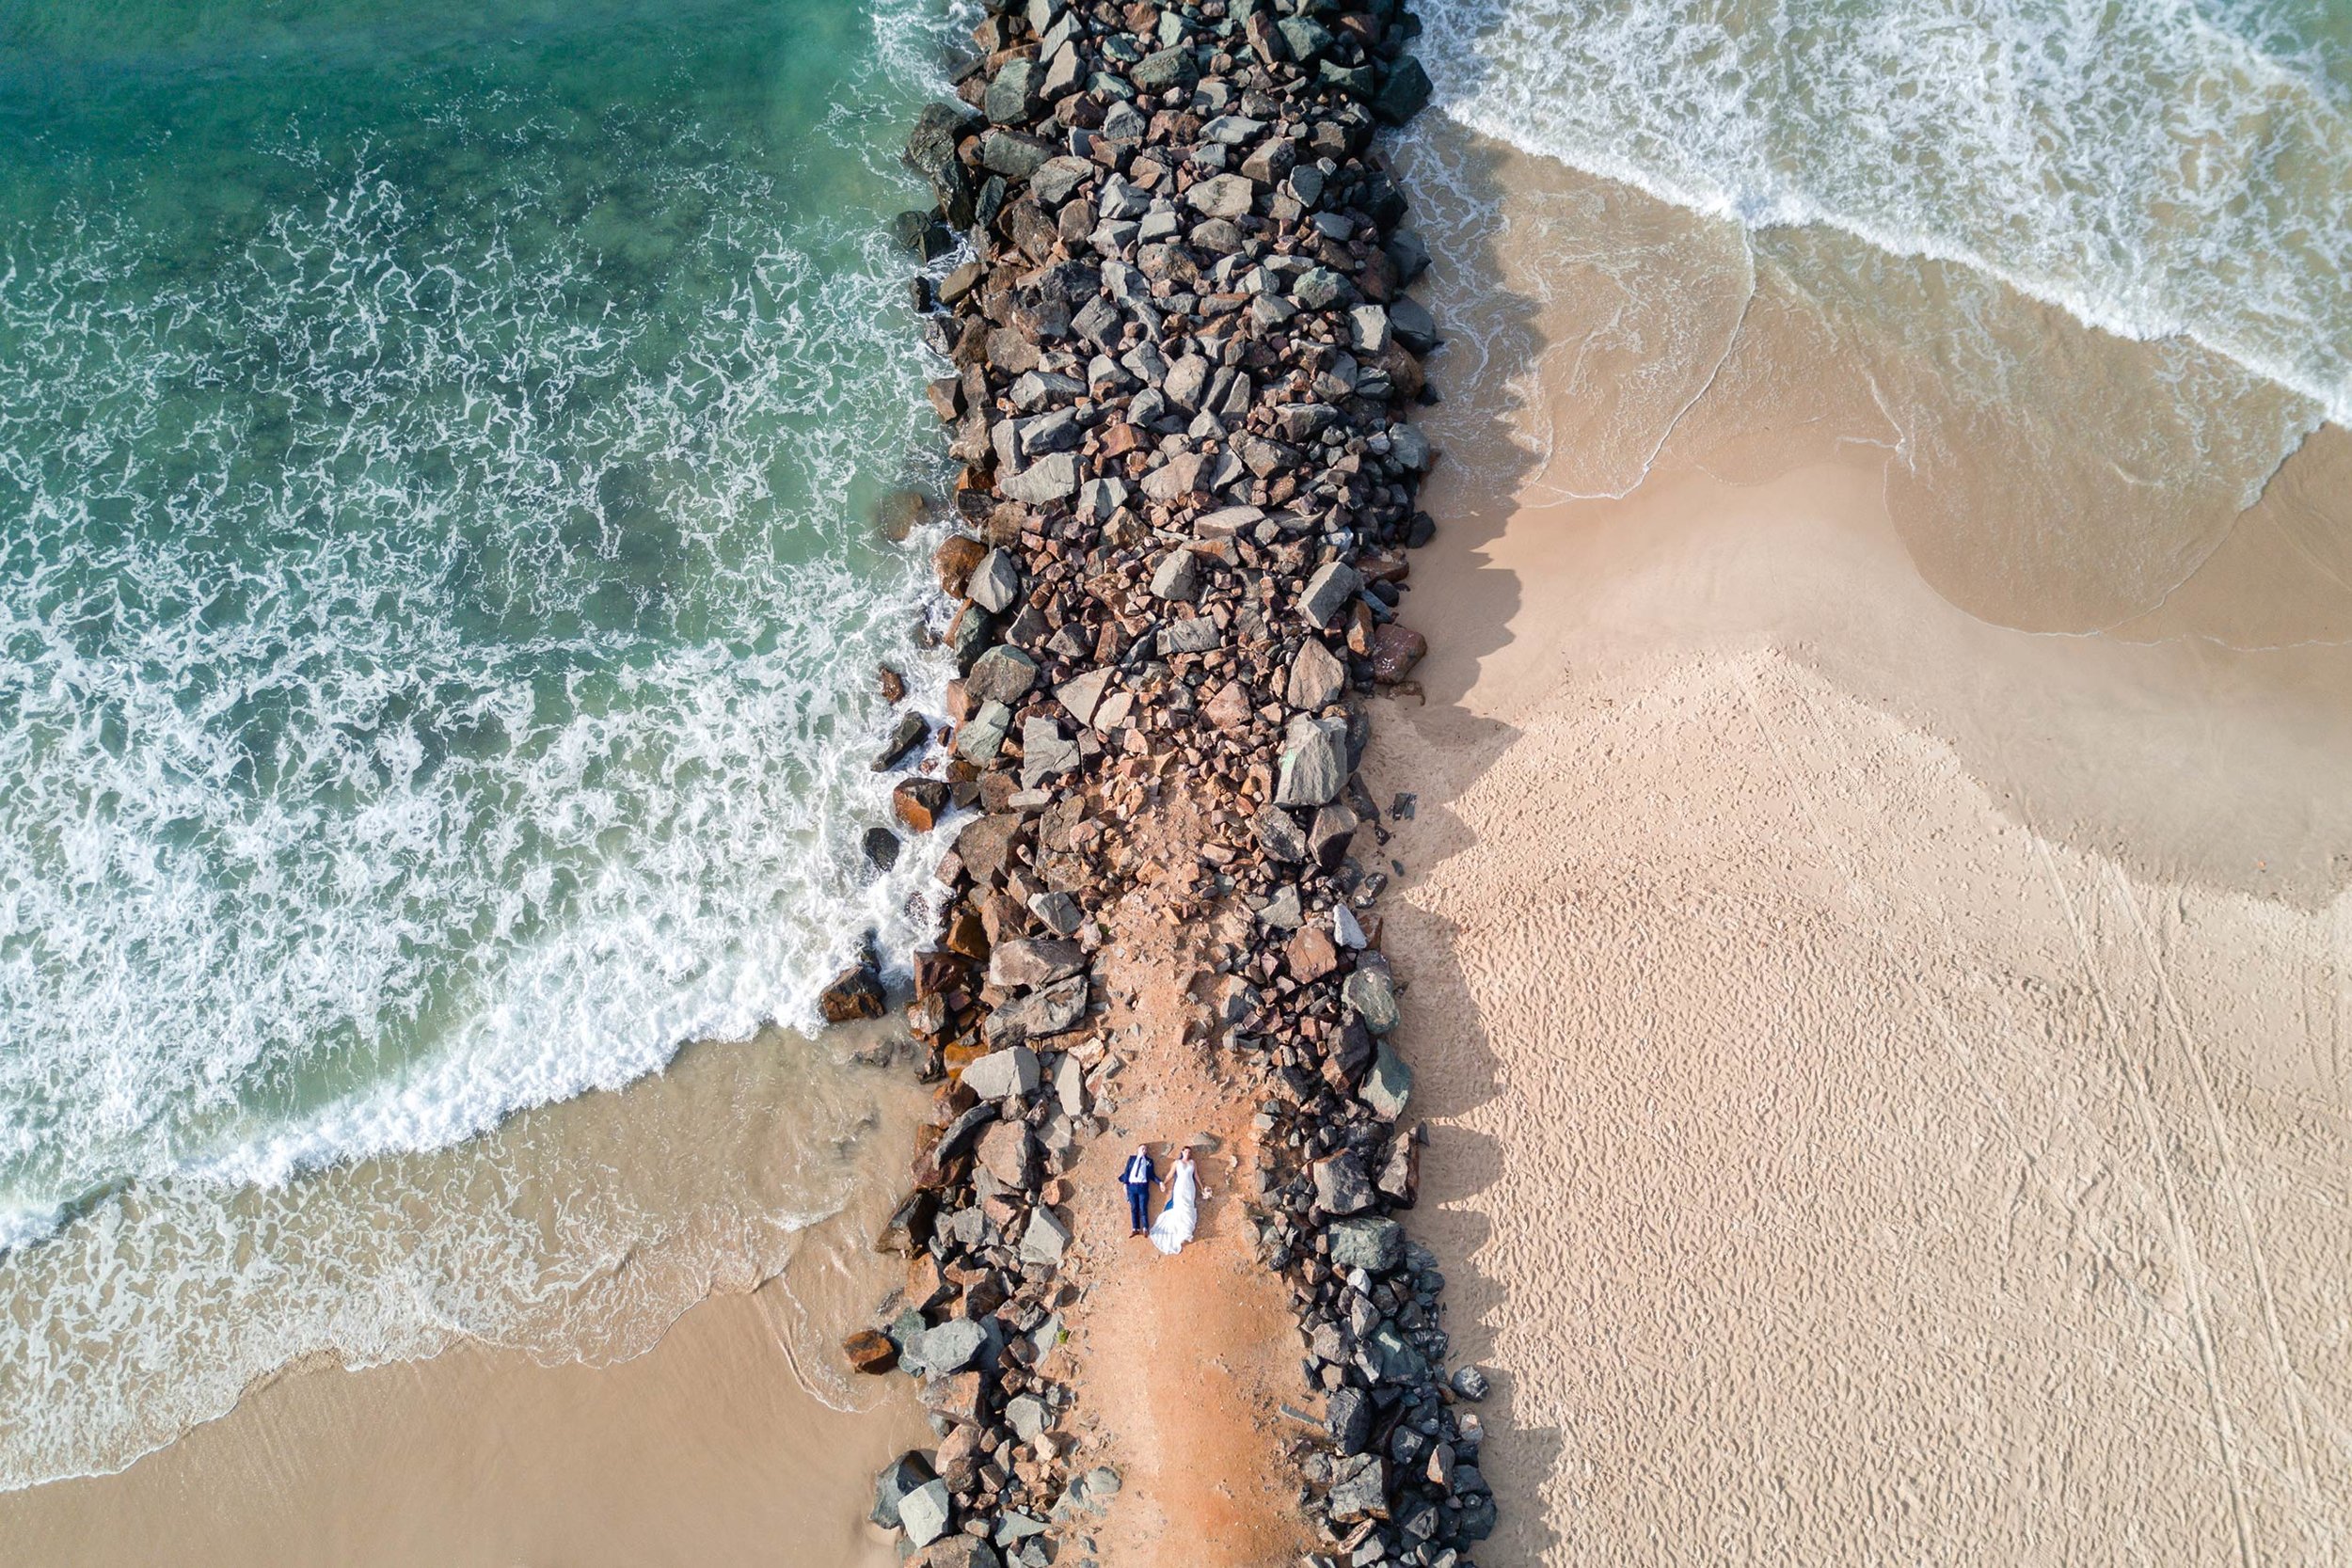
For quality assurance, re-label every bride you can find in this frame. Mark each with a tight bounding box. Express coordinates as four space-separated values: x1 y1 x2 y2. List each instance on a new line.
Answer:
1148 1147 1199 1255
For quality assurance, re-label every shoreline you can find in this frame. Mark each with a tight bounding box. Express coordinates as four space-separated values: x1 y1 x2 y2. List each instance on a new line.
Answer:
1361 124 2352 1560
845 1 1497 1562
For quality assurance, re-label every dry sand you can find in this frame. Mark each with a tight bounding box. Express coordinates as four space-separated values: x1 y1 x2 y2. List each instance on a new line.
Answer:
1361 127 2352 1564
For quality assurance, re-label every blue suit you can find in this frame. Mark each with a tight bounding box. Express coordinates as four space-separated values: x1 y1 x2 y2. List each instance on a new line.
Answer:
1121 1150 1157 1230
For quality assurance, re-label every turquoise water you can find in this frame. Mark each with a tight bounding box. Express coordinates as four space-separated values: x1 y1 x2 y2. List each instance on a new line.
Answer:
0 0 958 1255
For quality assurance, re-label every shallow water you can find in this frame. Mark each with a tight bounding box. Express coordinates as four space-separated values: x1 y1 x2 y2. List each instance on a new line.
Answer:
0 0 960 1485
1408 0 2351 633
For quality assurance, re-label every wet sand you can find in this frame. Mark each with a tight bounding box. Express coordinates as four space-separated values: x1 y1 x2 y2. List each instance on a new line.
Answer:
1370 126 2352 1566
0 1034 932 1567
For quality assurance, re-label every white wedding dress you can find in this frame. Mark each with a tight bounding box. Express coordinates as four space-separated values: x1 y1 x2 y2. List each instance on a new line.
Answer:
1148 1160 1199 1255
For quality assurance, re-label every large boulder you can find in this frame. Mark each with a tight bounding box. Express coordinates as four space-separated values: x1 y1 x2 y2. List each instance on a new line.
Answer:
984 974 1089 1046
1327 1453 1389 1522
1359 1039 1413 1120
1327 1216 1405 1274
871 1451 937 1529
1286 637 1348 710
987 938 1087 991
1275 716 1349 807
960 1045 1041 1101
1311 1150 1375 1215
898 1478 953 1547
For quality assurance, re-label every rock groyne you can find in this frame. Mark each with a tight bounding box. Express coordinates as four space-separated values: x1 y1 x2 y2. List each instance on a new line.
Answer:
840 1 1496 1562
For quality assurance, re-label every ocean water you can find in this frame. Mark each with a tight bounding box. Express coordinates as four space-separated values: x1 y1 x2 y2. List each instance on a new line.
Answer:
1411 0 2350 631
0 0 961 1484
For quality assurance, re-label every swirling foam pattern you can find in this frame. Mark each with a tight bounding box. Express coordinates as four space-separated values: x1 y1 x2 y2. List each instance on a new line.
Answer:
0 0 964 1482
1415 0 2352 424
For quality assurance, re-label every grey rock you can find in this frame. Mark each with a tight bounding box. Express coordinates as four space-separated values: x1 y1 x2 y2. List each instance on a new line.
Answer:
978 128 1053 181
1453 1364 1492 1402
966 645 1039 705
986 60 1041 125
1275 716 1349 808
1362 1321 1426 1386
1390 294 1438 354
1165 353 1213 410
1019 716 1079 790
871 1451 937 1529
1359 1038 1413 1120
1253 806 1311 862
1292 265 1352 309
1285 637 1348 709
1132 44 1198 91
1276 14 1333 61
899 1478 954 1547
1150 547 1200 603
1019 1205 1072 1266
917 1318 986 1376
1185 172 1255 218
956 699 1012 763
1052 1049 1088 1117
987 938 1086 991
967 548 1022 614
1000 452 1079 503
1373 55 1435 124
960 1044 1041 1101
985 973 1089 1046
872 709 930 770
1159 615 1221 654
1311 1150 1374 1215
1298 561 1362 626
1327 1216 1405 1274
1327 1387 1375 1455
1342 967 1399 1035
1005 1394 1051 1443
1030 890 1084 936
1349 303 1391 353
1056 667 1113 726
1390 423 1432 472
1256 882 1303 928
1017 407 1081 456
1326 1452 1387 1523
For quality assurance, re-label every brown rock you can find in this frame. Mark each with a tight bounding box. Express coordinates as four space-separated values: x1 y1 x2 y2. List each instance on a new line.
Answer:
818 964 886 1023
935 534 987 596
976 1120 1037 1189
842 1327 898 1374
1370 622 1427 684
1286 924 1341 983
880 664 908 704
1203 679 1254 730
943 906 991 960
921 1370 986 1427
896 777 954 832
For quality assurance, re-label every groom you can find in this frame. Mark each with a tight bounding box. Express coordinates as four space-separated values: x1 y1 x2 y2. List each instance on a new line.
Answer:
1120 1143 1156 1237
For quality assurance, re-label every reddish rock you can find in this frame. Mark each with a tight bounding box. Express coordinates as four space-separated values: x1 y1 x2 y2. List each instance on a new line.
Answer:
818 964 886 1022
1371 622 1427 684
842 1327 898 1373
896 776 953 832
935 534 987 595
1286 924 1341 984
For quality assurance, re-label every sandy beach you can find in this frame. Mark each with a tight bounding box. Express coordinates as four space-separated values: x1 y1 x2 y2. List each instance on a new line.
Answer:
1366 129 2352 1565
0 1032 934 1567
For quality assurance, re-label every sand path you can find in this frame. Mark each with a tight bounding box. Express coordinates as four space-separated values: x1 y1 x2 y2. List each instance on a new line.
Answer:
1046 820 1313 1568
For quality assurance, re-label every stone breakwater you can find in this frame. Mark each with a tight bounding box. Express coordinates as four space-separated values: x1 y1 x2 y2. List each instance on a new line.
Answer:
827 1 1498 1564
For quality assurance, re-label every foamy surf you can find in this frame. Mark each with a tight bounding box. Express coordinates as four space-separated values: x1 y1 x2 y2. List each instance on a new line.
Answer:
1412 0 2352 426
0 0 970 1486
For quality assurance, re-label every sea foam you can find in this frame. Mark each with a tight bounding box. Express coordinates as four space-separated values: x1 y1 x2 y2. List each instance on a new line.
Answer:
1412 0 2352 426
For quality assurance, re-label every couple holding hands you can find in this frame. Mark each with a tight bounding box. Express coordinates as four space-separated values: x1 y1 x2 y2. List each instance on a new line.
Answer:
1119 1144 1198 1256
